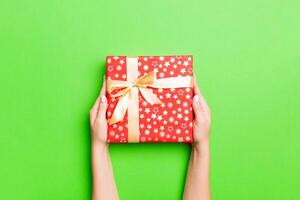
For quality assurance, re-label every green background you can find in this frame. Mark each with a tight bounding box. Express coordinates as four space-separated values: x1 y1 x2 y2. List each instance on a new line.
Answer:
1 0 300 199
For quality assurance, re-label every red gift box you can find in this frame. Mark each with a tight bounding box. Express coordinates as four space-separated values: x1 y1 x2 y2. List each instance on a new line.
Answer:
106 55 194 143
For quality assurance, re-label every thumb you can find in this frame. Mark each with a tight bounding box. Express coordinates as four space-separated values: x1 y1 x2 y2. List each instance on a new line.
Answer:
95 76 108 123
193 94 205 120
97 95 108 120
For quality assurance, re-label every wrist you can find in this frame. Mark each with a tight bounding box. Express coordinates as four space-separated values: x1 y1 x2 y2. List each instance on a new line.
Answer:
92 139 108 151
192 139 210 156
91 130 107 146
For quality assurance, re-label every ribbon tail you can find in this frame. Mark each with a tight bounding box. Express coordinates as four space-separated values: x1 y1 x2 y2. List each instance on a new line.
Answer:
127 87 140 143
139 87 162 105
108 92 130 125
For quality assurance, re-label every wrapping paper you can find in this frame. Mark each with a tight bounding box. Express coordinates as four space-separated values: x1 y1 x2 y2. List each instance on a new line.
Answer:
106 55 194 143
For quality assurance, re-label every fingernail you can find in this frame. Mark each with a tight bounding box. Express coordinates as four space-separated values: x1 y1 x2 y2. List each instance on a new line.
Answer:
100 95 107 103
193 95 200 103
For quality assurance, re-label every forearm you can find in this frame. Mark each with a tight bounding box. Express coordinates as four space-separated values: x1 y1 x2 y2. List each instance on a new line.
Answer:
183 140 211 200
92 142 119 200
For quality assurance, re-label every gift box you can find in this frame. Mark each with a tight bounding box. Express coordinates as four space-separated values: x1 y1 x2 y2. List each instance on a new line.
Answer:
106 55 194 143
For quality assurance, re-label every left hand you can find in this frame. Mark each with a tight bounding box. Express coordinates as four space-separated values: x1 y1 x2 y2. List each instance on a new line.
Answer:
89 78 108 147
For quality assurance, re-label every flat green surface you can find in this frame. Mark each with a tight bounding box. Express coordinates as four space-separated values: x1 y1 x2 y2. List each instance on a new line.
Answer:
1 0 300 199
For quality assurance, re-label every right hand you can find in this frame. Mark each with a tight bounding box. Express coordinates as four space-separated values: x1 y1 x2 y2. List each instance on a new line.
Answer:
192 79 211 148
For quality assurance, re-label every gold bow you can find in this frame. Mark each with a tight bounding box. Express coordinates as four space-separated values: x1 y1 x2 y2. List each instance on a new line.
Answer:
107 57 193 143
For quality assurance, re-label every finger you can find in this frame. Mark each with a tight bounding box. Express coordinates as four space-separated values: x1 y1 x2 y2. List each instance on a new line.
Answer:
196 86 210 115
90 76 106 126
95 77 108 123
193 94 204 121
193 76 211 118
193 75 203 96
99 75 106 97
90 96 101 126
193 76 205 111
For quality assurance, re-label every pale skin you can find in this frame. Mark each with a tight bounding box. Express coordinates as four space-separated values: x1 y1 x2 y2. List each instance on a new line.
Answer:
90 77 211 200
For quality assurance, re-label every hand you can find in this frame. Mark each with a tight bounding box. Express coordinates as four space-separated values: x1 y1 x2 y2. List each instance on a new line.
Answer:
90 78 108 147
90 78 119 200
183 79 212 200
192 78 211 150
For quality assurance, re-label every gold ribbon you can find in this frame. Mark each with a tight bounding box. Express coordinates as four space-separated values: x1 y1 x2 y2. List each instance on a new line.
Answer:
107 57 193 143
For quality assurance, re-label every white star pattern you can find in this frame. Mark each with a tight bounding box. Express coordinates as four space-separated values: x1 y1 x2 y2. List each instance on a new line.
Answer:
108 66 113 72
153 107 159 113
167 102 173 108
106 55 193 143
116 65 122 71
143 65 149 70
